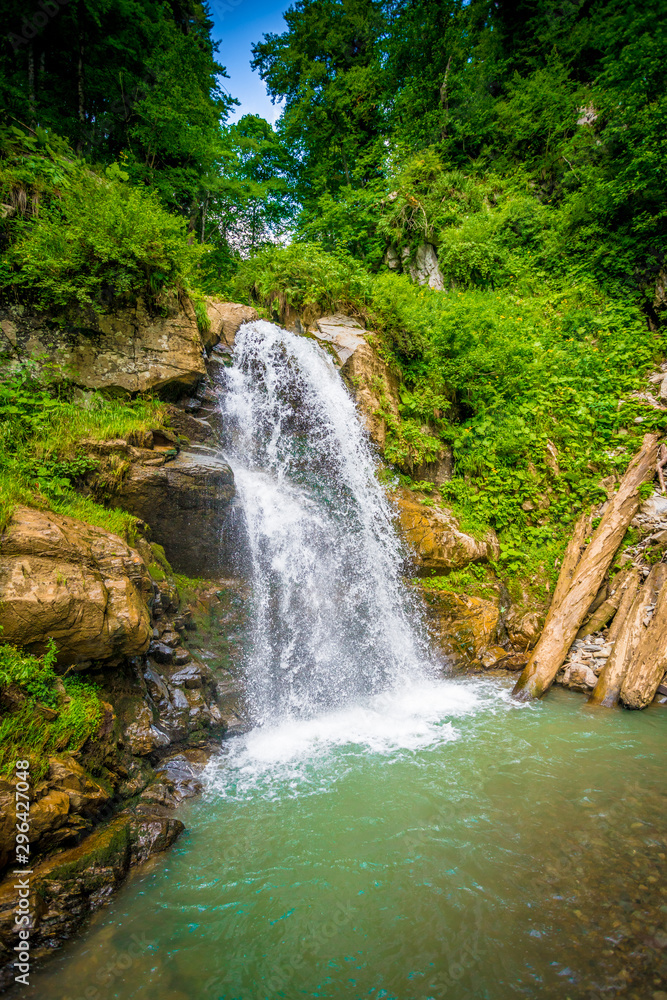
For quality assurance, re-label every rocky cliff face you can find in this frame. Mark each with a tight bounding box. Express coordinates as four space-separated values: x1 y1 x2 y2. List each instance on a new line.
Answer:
0 506 152 663
0 499 247 988
1 292 208 398
0 295 256 987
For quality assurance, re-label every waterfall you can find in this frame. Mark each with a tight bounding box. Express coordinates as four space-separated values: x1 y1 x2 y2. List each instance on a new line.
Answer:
218 320 429 723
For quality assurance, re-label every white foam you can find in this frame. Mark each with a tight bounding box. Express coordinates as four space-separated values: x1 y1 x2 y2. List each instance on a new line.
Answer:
205 679 498 801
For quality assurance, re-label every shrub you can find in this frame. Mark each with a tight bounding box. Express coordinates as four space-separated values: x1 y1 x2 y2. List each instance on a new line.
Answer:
229 242 373 322
0 127 205 311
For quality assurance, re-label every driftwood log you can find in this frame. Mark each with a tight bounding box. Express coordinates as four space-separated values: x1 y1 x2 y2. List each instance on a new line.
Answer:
513 433 660 701
620 566 667 709
587 566 646 707
543 513 591 630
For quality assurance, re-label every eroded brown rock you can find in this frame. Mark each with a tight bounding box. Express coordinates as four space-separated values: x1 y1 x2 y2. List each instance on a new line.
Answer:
420 586 501 666
0 507 152 663
393 489 499 573
6 294 207 398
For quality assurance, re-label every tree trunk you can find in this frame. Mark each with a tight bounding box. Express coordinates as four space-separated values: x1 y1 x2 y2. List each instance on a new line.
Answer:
620 565 667 709
576 566 631 639
543 513 592 630
587 567 643 707
28 43 36 125
512 433 660 701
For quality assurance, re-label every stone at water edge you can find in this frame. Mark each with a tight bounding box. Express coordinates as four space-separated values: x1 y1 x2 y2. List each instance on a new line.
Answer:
420 587 501 666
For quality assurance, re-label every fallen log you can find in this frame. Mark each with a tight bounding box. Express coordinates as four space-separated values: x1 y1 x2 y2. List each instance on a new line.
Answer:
576 566 632 639
620 565 667 709
543 513 591 629
587 566 646 707
513 433 660 701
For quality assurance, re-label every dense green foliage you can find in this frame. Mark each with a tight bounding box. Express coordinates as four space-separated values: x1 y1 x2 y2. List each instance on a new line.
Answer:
253 0 666 297
0 0 665 628
0 127 205 310
0 640 102 777
0 0 233 228
235 240 665 587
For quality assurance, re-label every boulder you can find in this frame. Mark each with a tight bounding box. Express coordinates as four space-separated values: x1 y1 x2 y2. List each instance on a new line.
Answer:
163 403 214 444
312 313 368 365
505 610 543 651
562 663 598 692
419 585 501 666
48 757 111 815
393 488 499 573
0 507 152 663
205 300 258 350
112 450 237 576
6 294 207 398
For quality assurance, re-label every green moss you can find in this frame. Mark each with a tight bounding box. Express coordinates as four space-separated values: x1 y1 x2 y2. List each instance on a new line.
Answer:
0 641 102 778
417 565 498 601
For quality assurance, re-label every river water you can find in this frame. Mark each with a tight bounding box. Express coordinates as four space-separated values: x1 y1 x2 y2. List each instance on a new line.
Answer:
24 323 667 1000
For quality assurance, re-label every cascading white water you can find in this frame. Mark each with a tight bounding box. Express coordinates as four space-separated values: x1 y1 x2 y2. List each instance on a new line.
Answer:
218 320 431 723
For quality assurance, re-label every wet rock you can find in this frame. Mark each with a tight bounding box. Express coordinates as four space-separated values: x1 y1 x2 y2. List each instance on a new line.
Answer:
159 630 181 647
0 506 152 663
480 645 509 668
128 809 185 865
0 816 132 989
48 757 111 815
205 300 258 350
493 652 529 671
111 451 236 577
149 640 175 664
123 704 169 755
154 750 207 803
169 662 207 689
420 586 501 665
162 404 214 444
30 790 71 842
